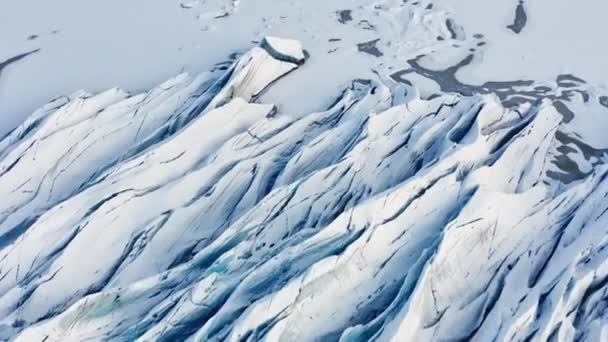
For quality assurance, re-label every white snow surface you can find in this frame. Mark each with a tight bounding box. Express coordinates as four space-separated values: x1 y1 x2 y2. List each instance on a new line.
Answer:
1 1 608 341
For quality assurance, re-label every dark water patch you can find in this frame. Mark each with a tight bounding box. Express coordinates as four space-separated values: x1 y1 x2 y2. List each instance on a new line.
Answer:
357 39 383 57
599 96 608 108
553 101 575 123
556 144 577 155
544 89 589 104
545 166 586 186
557 81 579 88
407 54 478 95
337 9 353 24
500 96 535 109
507 0 527 34
26 35 38 41
547 130 608 183
406 53 591 115
482 79 534 89
389 69 413 84
557 74 586 87
555 131 608 161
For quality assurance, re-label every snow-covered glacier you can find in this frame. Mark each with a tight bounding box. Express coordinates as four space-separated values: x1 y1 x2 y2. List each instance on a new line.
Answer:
0 32 608 342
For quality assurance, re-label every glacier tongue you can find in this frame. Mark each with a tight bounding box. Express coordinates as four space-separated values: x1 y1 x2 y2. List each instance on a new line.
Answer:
1 37 608 342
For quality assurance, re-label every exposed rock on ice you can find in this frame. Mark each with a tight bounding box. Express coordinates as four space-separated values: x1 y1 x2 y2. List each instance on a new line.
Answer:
261 37 307 65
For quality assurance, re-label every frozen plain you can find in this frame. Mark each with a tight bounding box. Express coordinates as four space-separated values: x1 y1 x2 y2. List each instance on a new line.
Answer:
1 0 608 341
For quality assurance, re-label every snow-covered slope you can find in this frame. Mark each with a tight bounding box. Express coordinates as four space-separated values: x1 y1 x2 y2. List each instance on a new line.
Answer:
4 0 608 137
1 32 608 342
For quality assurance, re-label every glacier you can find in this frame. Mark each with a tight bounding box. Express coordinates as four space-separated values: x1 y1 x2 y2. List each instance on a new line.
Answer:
0 34 607 342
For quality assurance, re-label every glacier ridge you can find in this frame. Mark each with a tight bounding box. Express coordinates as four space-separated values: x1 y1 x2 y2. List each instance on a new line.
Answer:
0 37 607 342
